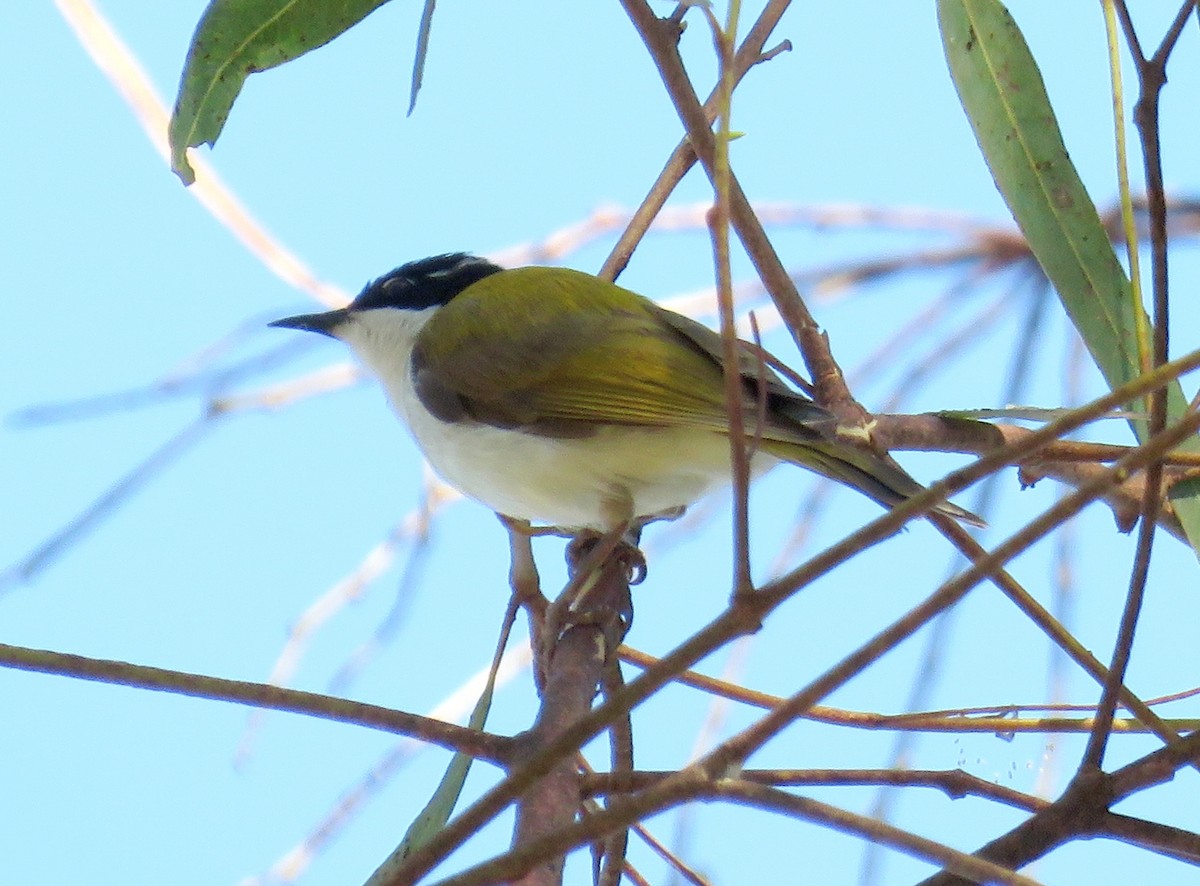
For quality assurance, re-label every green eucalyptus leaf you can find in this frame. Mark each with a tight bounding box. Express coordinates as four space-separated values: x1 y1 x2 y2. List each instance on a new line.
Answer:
408 0 437 115
400 671 495 854
364 640 508 886
938 0 1200 551
938 0 1143 406
169 0 392 184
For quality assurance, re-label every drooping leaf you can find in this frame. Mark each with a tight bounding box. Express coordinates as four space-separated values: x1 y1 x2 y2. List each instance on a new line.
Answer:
363 600 517 886
388 670 497 865
408 0 437 115
939 0 1143 405
938 0 1200 551
168 0 393 184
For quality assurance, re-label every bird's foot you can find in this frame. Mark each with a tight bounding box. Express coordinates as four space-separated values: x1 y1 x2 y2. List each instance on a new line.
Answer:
535 529 642 686
565 529 646 586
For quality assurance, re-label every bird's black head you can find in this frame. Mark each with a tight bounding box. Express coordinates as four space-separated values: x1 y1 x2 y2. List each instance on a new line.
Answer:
351 253 503 313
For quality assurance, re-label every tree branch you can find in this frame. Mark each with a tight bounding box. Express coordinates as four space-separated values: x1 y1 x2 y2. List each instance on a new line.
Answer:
0 642 512 763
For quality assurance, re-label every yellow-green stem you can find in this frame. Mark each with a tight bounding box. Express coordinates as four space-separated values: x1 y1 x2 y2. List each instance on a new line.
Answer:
1101 0 1149 374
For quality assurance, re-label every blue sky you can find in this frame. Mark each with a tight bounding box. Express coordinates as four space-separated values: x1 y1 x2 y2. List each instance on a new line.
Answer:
5 2 1200 884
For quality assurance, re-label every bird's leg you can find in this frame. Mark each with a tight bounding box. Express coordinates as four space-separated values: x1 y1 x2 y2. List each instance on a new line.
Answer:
497 514 575 539
498 515 554 691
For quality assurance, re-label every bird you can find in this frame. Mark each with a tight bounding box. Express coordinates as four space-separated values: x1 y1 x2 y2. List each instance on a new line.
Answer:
270 253 981 534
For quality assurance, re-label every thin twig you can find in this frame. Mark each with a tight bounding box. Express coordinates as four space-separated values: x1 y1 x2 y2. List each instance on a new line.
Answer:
583 767 1047 814
1083 0 1198 771
619 0 864 425
699 3 755 594
0 418 215 592
0 642 513 762
598 0 793 281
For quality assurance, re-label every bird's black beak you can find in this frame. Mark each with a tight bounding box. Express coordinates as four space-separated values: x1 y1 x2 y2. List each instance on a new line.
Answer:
269 308 350 339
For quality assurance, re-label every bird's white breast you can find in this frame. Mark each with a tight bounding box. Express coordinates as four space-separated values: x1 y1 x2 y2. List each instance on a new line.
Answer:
337 307 773 530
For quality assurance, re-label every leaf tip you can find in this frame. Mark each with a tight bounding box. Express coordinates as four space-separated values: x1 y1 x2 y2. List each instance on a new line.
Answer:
170 147 197 186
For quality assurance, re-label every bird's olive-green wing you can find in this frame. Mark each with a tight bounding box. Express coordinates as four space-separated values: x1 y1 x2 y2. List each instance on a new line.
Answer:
412 265 985 525
412 266 807 436
647 301 832 426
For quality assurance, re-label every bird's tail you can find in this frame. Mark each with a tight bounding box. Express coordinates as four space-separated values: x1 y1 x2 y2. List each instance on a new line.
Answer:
762 438 985 527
